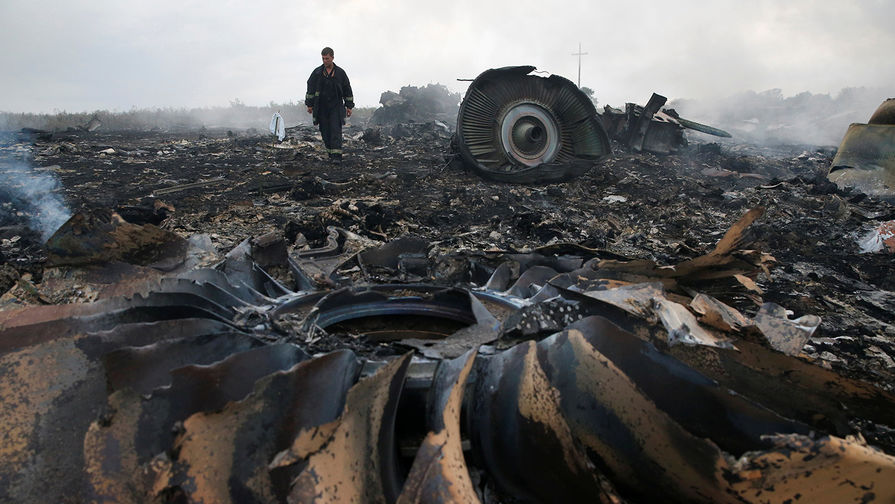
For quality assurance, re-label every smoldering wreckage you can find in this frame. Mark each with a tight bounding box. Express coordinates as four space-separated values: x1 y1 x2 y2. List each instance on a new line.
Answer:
1 67 895 504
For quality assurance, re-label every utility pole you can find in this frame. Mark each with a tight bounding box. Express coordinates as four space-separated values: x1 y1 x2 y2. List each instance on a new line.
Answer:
571 42 588 88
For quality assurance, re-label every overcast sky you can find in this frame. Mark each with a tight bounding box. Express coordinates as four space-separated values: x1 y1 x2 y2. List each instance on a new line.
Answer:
1 0 893 114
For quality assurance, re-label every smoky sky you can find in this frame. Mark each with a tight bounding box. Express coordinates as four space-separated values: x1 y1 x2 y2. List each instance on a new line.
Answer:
1 0 893 114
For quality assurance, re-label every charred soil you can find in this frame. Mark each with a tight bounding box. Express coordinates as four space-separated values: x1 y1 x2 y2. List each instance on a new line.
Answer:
4 122 895 503
3 125 894 386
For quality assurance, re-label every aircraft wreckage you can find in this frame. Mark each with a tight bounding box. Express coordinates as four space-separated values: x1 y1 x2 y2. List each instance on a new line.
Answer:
829 97 895 201
2 207 895 503
454 66 611 183
453 66 730 183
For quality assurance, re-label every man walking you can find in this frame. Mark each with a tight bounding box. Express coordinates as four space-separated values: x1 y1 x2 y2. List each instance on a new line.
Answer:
305 47 354 162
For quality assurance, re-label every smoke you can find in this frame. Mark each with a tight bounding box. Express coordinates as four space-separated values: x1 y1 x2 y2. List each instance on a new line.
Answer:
0 145 71 241
669 87 890 146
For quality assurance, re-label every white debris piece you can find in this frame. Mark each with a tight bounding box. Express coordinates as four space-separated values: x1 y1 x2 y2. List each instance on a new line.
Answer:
858 221 895 253
269 112 286 141
602 195 627 203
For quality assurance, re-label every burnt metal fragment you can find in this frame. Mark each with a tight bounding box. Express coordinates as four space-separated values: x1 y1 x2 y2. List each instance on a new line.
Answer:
869 98 895 125
1 329 118 502
286 353 412 503
161 349 361 503
468 316 895 503
397 349 479 503
401 290 502 359
553 317 812 455
82 343 310 502
3 225 895 503
0 308 240 501
455 66 611 183
181 267 277 305
629 92 672 152
601 93 731 154
668 336 895 437
829 98 895 200
358 235 430 280
466 335 611 502
0 292 239 354
305 286 476 332
298 286 491 357
46 209 188 269
223 237 293 297
751 301 821 355
288 226 377 288
102 332 265 394
500 294 585 340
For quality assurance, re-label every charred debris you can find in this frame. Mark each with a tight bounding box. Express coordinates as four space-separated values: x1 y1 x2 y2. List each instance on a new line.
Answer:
1 69 895 503
829 97 895 202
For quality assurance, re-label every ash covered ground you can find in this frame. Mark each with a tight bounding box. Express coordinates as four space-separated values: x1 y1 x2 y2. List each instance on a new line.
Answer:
3 122 893 385
3 118 895 502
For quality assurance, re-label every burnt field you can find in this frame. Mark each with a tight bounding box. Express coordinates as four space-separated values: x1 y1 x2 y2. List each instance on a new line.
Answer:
2 123 895 503
5 125 894 371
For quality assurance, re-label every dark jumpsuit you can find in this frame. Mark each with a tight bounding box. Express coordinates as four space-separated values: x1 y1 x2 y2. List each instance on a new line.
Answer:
305 64 354 160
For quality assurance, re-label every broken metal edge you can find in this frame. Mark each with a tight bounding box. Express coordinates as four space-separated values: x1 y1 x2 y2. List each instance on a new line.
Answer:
828 123 895 200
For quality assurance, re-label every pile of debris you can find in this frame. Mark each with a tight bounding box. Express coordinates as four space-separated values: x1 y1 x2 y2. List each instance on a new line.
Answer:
2 205 895 503
601 92 731 155
369 83 461 127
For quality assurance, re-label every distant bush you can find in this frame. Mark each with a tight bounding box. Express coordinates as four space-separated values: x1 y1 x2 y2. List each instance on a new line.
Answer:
0 101 385 133
0 102 381 133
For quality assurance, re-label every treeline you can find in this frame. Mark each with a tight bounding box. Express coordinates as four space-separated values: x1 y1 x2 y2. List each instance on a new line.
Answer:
0 101 377 132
